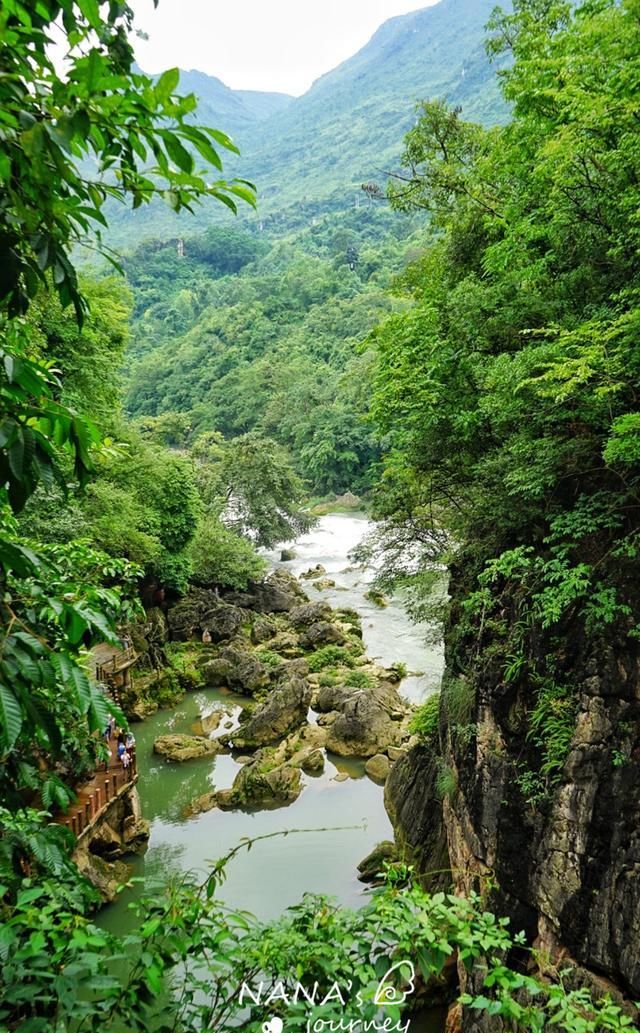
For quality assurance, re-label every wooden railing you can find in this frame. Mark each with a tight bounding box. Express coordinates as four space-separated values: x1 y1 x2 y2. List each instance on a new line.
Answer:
57 748 138 838
95 646 137 683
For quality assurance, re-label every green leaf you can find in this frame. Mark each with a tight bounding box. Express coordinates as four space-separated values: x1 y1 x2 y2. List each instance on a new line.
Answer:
77 0 101 29
0 682 23 751
162 133 195 174
155 67 180 104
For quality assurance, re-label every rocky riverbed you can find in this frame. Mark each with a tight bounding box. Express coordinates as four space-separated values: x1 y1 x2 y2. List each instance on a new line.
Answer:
136 568 416 817
98 514 443 933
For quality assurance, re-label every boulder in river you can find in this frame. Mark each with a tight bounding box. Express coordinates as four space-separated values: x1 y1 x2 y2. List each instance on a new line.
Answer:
301 748 325 774
315 578 336 591
153 734 221 762
365 753 391 783
228 675 312 748
217 749 303 810
300 564 327 580
324 682 410 757
357 840 397 884
280 548 297 561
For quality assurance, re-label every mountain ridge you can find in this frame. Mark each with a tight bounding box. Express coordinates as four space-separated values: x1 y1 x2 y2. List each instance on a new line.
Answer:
113 0 508 244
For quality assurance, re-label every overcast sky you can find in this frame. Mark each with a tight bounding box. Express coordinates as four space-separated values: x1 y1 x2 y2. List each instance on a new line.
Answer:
130 0 439 96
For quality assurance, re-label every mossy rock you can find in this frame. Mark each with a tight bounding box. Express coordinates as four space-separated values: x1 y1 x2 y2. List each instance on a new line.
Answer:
153 734 221 762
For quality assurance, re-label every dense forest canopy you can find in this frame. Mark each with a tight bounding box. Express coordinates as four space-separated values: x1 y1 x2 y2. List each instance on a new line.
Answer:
1 0 639 1030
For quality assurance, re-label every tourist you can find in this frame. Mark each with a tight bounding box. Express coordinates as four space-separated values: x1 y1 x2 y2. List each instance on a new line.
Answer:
121 749 131 776
125 731 136 750
117 736 126 760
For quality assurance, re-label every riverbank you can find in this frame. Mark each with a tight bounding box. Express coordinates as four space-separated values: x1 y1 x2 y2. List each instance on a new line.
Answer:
100 513 444 931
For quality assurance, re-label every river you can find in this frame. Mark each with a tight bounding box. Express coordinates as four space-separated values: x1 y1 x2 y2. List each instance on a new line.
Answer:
100 514 444 1021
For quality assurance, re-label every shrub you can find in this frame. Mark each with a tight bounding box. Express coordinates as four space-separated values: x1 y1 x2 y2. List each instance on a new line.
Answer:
409 693 440 743
307 646 355 672
344 670 375 689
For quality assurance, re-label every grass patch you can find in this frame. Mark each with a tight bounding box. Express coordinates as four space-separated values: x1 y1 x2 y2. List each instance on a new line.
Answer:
254 648 284 669
307 645 355 672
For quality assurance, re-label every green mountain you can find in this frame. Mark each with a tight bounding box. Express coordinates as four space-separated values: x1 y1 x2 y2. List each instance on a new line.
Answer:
108 0 507 246
173 70 293 140
244 0 508 222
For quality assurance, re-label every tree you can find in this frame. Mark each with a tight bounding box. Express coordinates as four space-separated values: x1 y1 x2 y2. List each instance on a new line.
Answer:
367 0 640 802
189 516 267 590
0 0 255 322
0 0 254 797
218 433 315 549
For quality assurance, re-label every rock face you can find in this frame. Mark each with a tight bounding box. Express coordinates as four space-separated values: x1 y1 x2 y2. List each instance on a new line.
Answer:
229 675 312 748
73 786 149 902
323 682 409 757
153 734 221 762
386 564 640 1026
168 590 243 642
384 745 450 890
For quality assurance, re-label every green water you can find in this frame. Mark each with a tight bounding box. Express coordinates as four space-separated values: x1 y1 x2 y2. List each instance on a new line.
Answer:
100 515 446 1029
100 685 394 932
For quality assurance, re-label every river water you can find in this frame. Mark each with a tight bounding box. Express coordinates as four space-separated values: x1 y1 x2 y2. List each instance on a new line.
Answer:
101 514 444 1016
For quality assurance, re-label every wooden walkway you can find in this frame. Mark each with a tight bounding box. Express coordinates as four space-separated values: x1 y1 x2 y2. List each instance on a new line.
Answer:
93 643 137 692
55 734 138 839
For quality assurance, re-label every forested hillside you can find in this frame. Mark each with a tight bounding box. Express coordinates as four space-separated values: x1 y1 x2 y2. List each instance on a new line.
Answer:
106 0 509 245
2 0 639 1031
121 211 420 495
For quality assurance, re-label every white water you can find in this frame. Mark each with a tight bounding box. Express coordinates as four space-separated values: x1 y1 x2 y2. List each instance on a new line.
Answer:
264 512 444 703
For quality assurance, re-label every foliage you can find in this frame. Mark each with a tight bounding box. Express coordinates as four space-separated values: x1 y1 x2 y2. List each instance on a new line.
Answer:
528 678 578 785
435 761 458 804
217 432 314 548
124 234 395 497
0 524 141 806
1 844 635 1033
306 646 356 673
189 515 267 590
408 693 441 743
0 0 254 322
343 669 375 690
365 0 640 810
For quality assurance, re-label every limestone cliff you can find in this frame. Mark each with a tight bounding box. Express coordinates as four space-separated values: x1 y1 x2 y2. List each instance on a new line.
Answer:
386 565 640 1024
